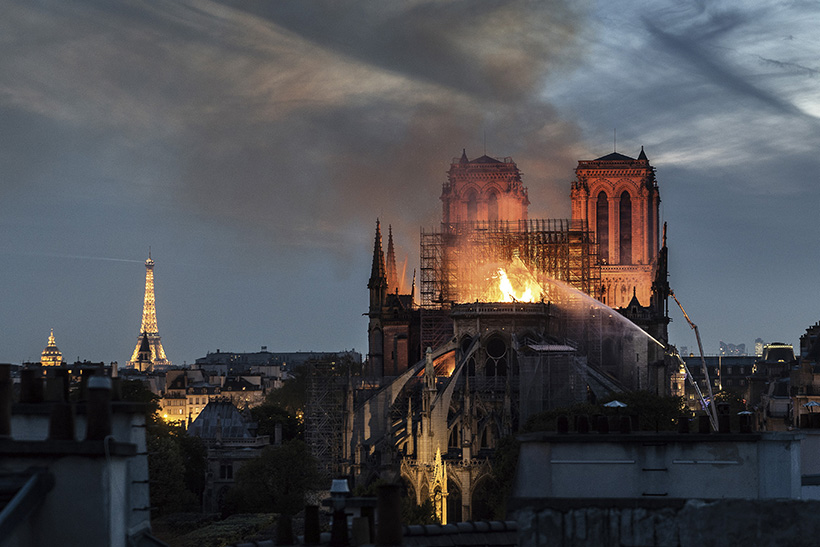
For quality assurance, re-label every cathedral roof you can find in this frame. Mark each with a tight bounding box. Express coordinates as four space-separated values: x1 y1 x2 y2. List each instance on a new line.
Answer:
593 152 636 162
626 289 643 310
188 400 254 439
806 338 820 364
471 154 503 164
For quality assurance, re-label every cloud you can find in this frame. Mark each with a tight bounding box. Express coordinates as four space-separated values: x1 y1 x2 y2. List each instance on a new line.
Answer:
643 17 806 118
0 0 591 260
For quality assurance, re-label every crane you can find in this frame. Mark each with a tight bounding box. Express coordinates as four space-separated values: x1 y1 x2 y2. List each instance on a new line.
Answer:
670 290 719 431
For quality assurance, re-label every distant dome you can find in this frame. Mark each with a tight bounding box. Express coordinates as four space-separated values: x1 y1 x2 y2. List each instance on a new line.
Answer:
41 329 63 366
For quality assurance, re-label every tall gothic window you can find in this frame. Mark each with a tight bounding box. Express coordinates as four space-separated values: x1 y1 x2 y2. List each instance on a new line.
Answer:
467 191 477 222
596 191 609 263
487 192 499 222
619 191 632 264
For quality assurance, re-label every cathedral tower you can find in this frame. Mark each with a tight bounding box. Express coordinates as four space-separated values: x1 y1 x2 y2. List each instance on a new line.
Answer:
367 221 388 376
441 150 529 225
571 147 660 308
128 252 170 369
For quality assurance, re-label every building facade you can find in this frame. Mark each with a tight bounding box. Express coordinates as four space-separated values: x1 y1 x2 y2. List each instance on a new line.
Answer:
571 148 660 308
441 150 529 225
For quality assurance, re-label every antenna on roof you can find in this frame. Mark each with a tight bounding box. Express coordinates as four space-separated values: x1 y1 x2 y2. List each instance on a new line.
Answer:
483 129 487 156
614 128 617 153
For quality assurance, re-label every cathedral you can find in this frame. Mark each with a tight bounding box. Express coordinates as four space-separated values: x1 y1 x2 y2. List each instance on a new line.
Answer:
337 147 670 522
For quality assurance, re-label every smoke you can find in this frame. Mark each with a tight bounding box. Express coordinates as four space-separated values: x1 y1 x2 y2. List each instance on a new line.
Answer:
0 0 591 266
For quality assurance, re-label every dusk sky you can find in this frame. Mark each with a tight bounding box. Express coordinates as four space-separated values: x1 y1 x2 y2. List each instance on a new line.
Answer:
1 1 818 365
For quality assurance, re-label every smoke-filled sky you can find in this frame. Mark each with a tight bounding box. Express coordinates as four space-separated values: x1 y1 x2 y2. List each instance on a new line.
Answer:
1 0 818 364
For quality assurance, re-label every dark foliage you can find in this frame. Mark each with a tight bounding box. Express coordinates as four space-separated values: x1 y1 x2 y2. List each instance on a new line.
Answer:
524 391 685 433
223 440 319 516
352 478 438 525
120 379 208 515
485 435 520 519
250 402 302 441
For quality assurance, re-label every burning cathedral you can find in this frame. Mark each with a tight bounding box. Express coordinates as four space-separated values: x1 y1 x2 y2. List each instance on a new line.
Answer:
325 148 672 522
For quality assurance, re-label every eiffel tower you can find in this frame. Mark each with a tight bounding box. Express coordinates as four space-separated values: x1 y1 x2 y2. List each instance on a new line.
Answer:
128 251 170 371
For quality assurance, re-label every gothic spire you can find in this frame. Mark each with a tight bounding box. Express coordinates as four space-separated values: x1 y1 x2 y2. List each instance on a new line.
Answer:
386 225 398 292
368 219 387 290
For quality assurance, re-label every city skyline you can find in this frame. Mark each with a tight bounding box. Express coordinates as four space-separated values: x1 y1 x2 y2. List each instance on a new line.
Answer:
1 1 818 365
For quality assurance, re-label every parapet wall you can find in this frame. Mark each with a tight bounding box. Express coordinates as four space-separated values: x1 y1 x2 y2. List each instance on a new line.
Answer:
514 498 820 547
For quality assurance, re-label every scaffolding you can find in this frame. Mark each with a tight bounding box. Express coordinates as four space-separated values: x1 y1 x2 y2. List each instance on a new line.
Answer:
304 360 345 481
419 219 601 309
517 348 588 423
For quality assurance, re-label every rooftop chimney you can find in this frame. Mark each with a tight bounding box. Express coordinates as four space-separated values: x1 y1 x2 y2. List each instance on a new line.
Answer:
85 375 113 441
0 364 11 437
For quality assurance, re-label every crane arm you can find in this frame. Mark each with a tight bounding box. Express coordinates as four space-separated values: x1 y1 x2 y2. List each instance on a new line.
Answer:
670 290 719 429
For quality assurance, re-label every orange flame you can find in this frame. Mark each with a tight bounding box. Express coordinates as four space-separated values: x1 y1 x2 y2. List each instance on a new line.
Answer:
480 257 543 303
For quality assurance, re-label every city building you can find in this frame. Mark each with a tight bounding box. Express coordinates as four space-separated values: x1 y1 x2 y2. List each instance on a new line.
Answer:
746 343 797 430
160 369 219 423
195 348 361 375
188 400 269 513
755 337 765 356
720 341 747 356
681 354 756 409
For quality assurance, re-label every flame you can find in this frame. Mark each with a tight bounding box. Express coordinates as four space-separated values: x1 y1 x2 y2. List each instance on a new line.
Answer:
480 257 543 303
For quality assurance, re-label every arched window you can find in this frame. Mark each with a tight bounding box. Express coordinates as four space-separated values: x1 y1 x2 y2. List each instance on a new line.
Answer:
619 191 632 264
487 192 499 222
466 191 477 223
596 191 608 263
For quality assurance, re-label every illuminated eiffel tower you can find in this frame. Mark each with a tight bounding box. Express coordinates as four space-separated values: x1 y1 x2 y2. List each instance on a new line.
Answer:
128 251 170 371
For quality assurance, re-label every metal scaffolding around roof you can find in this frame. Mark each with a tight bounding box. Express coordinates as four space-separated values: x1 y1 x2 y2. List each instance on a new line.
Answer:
419 219 601 309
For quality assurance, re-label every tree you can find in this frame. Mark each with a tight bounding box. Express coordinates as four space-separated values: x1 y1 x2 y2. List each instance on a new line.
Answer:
120 379 208 513
224 440 319 516
265 365 309 417
523 391 685 433
603 391 685 431
352 478 438 525
485 435 520 519
250 402 302 441
148 434 199 515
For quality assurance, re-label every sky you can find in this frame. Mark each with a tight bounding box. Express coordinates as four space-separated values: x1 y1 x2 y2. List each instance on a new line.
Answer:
1 0 818 365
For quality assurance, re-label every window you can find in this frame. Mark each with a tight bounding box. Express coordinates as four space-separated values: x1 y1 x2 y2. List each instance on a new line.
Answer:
220 464 233 480
596 192 608 262
487 192 499 222
466 191 477 222
619 191 632 264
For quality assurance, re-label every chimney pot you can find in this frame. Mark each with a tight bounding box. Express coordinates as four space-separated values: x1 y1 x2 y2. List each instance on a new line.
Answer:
20 368 44 403
0 365 12 437
85 374 113 440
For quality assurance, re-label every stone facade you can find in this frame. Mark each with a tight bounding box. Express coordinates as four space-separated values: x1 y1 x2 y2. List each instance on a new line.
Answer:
571 149 660 308
441 151 529 225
